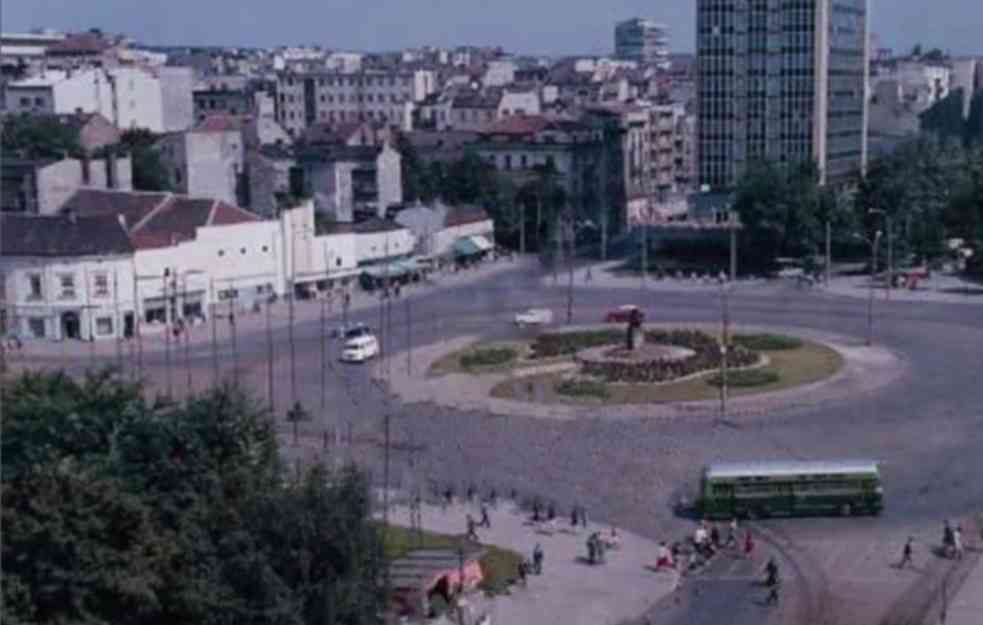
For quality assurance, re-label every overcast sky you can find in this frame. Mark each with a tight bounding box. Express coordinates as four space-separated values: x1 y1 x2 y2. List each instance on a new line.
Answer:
3 0 978 56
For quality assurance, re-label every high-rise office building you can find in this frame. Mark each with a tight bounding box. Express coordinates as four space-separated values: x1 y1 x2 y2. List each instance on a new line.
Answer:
696 0 868 189
615 18 670 69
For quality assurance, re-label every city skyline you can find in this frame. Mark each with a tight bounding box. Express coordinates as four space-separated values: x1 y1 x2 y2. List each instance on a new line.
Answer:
2 0 980 56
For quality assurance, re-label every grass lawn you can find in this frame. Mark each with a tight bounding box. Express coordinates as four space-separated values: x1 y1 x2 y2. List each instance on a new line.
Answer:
428 340 574 377
381 524 524 595
490 340 843 405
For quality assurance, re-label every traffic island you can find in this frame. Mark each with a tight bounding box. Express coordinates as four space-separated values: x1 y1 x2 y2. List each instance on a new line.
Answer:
377 324 904 421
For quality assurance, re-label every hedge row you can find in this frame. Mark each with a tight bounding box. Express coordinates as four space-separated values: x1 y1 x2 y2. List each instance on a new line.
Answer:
461 347 517 369
731 333 803 351
531 330 622 359
581 329 758 384
556 379 611 399
705 368 780 387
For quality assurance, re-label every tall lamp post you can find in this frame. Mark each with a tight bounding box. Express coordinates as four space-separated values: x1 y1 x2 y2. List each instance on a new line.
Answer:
868 209 892 299
855 230 883 346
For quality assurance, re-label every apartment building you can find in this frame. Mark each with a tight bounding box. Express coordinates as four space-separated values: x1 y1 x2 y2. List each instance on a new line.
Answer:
273 69 436 134
4 66 165 131
696 0 869 188
614 18 671 69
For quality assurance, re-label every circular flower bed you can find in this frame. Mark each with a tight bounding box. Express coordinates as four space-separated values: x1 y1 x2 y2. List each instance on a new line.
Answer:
578 329 759 384
705 369 780 388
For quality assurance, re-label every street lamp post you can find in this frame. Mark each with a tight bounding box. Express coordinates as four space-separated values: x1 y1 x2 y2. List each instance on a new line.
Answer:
865 230 883 346
868 209 891 299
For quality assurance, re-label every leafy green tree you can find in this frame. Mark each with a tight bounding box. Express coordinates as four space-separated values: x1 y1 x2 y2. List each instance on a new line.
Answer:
119 129 172 191
1 114 83 158
2 370 384 625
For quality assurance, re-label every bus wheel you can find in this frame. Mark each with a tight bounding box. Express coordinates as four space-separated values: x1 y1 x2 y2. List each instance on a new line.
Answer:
840 504 852 517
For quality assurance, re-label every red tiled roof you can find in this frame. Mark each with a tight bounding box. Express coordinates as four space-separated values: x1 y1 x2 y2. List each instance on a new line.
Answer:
210 200 261 226
480 115 552 136
62 189 170 229
64 189 263 250
47 32 112 55
193 114 249 133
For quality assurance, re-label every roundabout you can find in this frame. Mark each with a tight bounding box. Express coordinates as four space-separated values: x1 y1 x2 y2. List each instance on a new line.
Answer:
386 322 899 421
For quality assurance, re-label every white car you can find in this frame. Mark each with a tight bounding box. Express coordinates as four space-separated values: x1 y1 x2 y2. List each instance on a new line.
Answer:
340 334 380 363
514 308 553 327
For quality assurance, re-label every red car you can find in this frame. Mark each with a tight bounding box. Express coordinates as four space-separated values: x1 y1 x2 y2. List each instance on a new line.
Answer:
604 305 645 323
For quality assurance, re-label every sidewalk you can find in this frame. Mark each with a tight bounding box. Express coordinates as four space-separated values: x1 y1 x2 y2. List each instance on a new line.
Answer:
944 554 983 625
541 261 769 293
12 256 530 361
822 273 983 305
384 499 679 625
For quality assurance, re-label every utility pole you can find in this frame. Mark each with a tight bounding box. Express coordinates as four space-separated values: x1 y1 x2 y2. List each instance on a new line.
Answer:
320 295 327 450
113 271 123 372
519 197 526 255
566 213 574 324
720 283 730 417
825 219 832 287
730 215 738 282
866 231 882 347
210 281 219 385
887 216 893 301
163 272 173 399
599 127 609 262
266 294 275 411
405 295 412 374
228 290 238 386
553 218 561 284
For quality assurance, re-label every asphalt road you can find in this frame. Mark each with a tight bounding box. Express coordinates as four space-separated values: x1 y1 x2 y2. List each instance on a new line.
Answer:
15 265 983 625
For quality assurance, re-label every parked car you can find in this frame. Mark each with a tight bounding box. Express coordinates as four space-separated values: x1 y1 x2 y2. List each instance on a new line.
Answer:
332 322 372 340
340 334 380 363
604 305 644 323
514 308 553 327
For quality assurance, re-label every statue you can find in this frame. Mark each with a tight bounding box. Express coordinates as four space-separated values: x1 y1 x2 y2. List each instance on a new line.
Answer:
626 307 644 351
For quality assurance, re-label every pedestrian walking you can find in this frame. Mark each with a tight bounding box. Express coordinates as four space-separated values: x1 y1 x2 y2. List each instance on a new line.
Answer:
517 560 528 587
765 578 781 606
480 504 491 529
466 485 475 503
655 541 675 570
532 543 544 574
532 500 542 522
547 502 556 521
744 530 755 559
585 268 592 283
710 524 721 550
953 525 964 560
488 488 497 508
943 520 954 558
587 534 597 564
899 537 914 569
570 506 579 527
764 558 779 587
444 486 454 509
466 514 478 542
726 517 739 548
580 506 588 529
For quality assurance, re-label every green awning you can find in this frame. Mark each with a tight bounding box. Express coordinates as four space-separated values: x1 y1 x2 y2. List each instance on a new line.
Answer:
453 237 482 257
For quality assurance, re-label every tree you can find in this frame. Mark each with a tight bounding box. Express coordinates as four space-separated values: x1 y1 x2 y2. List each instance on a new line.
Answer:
1 114 83 158
2 370 384 625
731 160 823 270
119 129 172 191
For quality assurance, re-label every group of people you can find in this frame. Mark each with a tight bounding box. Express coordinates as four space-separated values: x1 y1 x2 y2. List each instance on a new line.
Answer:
942 520 965 560
585 528 620 565
693 518 753 560
516 544 544 586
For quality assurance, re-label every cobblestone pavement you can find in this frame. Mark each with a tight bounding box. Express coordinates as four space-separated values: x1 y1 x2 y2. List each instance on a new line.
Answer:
382 498 679 625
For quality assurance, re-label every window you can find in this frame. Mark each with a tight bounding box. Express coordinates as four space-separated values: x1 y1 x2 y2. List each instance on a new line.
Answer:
58 274 76 299
96 316 114 335
504 154 512 170
240 247 246 254
336 257 342 267
218 250 225 257
34 97 44 106
29 317 46 338
262 245 269 252
19 97 30 107
28 274 43 299
93 273 110 297
520 154 528 168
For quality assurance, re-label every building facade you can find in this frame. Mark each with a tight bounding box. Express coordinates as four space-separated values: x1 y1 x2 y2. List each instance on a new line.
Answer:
273 69 436 135
4 66 165 132
696 0 869 189
615 18 670 69
1 213 136 341
158 123 245 205
2 155 132 215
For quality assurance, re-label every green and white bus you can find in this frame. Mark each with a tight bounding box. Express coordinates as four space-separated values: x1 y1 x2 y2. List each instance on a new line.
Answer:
697 460 883 520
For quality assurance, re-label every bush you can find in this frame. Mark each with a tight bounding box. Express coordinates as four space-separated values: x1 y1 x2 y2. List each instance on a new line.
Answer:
706 369 780 387
532 330 622 358
556 379 610 399
460 347 516 368
731 334 803 351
